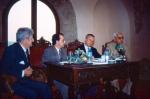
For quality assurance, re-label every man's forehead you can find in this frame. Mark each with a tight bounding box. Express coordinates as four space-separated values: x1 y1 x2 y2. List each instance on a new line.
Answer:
117 33 123 37
59 35 64 38
87 36 94 39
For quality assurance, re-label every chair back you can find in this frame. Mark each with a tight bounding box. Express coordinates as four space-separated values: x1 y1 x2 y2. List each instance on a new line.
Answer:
102 40 113 54
0 42 6 60
67 40 83 53
30 38 50 67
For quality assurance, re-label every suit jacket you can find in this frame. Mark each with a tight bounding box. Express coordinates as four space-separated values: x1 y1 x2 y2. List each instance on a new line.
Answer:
78 44 101 58
42 46 67 64
1 43 52 99
1 43 30 79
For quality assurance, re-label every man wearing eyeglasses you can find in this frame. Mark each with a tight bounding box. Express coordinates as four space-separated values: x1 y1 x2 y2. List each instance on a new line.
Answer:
106 32 126 59
105 32 132 96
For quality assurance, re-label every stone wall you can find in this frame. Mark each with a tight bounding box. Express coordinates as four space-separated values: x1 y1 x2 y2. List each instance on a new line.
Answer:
48 0 77 43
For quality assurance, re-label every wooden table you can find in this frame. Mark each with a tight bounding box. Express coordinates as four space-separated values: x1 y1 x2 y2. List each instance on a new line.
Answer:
45 62 139 99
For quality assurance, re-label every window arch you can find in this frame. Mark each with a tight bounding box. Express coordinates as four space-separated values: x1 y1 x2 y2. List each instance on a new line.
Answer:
3 0 59 45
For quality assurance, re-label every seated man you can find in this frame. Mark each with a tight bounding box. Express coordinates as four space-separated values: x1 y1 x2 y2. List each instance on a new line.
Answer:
105 32 132 95
1 27 52 99
76 34 101 96
42 33 68 99
106 32 127 59
78 34 101 58
42 33 67 64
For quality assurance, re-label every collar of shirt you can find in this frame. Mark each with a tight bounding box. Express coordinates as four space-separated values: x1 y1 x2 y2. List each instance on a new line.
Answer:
84 44 91 54
55 46 60 54
19 43 27 53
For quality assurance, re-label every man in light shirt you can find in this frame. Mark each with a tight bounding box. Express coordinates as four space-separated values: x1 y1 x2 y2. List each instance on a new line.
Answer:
106 32 127 59
105 32 132 96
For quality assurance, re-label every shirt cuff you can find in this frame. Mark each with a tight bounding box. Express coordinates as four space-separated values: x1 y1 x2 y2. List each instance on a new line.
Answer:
22 70 25 77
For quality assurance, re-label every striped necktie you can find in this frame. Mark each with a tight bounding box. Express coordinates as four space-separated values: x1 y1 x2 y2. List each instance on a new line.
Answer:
58 49 61 60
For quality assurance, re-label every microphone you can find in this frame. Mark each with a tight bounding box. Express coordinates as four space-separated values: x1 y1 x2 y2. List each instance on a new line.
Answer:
115 44 125 56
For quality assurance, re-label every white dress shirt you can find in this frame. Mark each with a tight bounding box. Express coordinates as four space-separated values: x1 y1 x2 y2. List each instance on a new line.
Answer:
84 44 91 54
55 46 61 59
19 43 29 77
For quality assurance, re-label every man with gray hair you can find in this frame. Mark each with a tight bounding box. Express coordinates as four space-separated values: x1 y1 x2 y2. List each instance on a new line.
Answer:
106 32 126 59
105 32 132 96
1 27 52 99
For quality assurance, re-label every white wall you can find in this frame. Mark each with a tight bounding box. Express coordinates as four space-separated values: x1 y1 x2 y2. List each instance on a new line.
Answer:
93 0 131 59
70 0 97 41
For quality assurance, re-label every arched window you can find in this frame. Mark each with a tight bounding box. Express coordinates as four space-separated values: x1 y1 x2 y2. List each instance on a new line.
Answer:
8 0 56 45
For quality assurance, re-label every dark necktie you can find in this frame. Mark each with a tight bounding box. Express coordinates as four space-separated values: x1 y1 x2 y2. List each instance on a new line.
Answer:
26 49 30 63
88 47 92 55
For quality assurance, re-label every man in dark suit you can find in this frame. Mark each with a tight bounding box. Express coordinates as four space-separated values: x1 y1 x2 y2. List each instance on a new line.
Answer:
42 33 68 99
1 27 52 99
75 34 101 97
78 34 101 58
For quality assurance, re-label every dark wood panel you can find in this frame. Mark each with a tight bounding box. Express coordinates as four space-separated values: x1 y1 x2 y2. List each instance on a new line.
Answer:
46 62 140 99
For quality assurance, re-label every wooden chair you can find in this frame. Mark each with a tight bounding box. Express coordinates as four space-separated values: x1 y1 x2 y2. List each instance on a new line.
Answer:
0 68 51 99
102 40 113 55
0 42 6 60
67 39 83 53
0 39 62 99
0 50 24 99
30 37 50 68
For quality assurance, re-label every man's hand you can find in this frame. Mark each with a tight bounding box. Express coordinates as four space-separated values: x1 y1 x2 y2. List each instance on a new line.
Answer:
24 66 33 77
